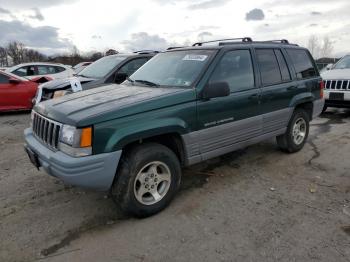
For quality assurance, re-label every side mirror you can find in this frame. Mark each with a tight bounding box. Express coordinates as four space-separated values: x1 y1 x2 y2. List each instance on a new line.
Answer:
202 82 230 100
9 78 21 84
114 72 128 83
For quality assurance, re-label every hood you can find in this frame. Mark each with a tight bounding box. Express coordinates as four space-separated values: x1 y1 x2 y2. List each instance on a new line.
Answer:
321 69 350 80
40 76 96 90
34 84 195 127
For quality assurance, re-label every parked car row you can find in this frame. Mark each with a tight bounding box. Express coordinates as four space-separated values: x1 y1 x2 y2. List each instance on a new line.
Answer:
23 38 325 217
34 51 156 103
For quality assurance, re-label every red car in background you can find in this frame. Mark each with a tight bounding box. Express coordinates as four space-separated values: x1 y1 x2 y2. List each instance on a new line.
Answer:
0 71 49 112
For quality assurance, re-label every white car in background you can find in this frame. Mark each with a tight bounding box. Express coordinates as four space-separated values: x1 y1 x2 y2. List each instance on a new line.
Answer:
321 55 350 111
5 62 74 80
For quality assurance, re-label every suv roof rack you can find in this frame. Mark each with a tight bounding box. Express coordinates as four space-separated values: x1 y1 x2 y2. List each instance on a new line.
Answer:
192 37 253 46
166 46 187 50
133 50 160 54
191 38 299 47
260 39 289 44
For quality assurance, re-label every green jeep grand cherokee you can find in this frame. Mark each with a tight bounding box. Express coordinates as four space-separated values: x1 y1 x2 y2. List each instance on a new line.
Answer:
24 38 324 217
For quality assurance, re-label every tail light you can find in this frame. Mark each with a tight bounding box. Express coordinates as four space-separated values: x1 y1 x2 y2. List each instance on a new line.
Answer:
320 81 324 99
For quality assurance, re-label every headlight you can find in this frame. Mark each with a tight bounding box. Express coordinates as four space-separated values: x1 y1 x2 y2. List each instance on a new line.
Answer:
30 110 34 127
59 124 92 157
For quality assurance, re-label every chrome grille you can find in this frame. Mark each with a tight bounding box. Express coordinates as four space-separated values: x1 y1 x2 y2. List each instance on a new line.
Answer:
32 112 62 149
324 80 350 90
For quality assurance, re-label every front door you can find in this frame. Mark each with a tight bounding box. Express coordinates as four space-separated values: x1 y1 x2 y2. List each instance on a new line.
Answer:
196 49 262 160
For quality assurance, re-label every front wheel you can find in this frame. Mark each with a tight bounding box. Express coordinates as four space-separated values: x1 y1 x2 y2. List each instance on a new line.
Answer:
276 109 310 153
111 143 181 217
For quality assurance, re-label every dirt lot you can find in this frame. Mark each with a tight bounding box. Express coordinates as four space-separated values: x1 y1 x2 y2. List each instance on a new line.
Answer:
0 109 349 262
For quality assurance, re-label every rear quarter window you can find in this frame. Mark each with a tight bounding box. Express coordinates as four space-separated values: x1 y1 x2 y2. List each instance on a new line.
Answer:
54 66 66 73
286 49 318 79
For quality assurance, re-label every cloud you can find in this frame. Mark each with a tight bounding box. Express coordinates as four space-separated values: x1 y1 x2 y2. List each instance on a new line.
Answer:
311 11 322 15
188 0 230 10
28 8 44 21
246 8 265 21
121 32 178 51
197 31 213 41
92 35 102 39
152 0 230 10
0 0 78 10
0 7 11 14
0 19 73 54
0 7 16 19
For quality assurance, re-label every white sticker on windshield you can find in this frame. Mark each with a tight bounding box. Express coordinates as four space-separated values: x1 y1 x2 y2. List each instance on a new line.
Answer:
183 54 208 61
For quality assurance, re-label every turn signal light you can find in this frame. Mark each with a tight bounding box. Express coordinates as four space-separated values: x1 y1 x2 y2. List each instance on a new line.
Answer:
80 127 92 147
320 81 324 99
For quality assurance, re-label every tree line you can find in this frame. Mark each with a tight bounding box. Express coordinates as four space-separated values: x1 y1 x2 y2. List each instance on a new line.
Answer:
0 42 46 67
307 36 334 59
0 41 109 67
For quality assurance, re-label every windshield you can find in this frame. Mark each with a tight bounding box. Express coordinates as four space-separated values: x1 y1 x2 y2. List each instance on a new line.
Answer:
129 50 215 87
334 55 350 69
78 55 126 78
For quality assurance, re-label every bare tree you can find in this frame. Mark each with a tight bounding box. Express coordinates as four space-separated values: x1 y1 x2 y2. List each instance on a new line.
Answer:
0 47 8 66
320 36 334 58
7 41 21 65
308 35 320 59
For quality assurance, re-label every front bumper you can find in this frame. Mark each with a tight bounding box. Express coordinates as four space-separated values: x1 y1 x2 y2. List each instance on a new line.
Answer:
24 128 122 191
324 90 350 108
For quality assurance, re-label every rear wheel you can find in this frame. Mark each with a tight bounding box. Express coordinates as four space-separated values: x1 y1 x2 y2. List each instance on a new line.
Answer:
111 143 181 217
277 109 310 153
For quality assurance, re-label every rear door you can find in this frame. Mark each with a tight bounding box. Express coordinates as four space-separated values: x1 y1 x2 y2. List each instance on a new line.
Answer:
255 48 297 133
196 48 261 159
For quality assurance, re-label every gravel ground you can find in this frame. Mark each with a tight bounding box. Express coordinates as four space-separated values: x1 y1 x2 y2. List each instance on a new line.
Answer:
0 109 349 262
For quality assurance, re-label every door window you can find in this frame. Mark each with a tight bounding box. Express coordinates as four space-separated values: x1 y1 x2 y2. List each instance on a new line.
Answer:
209 50 255 92
256 49 282 86
274 49 291 81
37 66 49 75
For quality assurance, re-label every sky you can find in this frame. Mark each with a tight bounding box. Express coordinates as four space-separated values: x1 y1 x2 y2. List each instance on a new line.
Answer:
0 0 349 57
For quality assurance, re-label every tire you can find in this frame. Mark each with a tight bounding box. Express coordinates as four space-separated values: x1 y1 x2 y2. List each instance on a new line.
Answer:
111 143 181 218
276 109 310 153
321 105 327 113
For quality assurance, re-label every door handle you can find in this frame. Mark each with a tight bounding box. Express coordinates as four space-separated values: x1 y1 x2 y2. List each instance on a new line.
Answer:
249 94 260 100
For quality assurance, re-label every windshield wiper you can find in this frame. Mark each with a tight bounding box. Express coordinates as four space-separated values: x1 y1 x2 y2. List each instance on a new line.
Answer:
134 79 160 87
77 74 89 78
